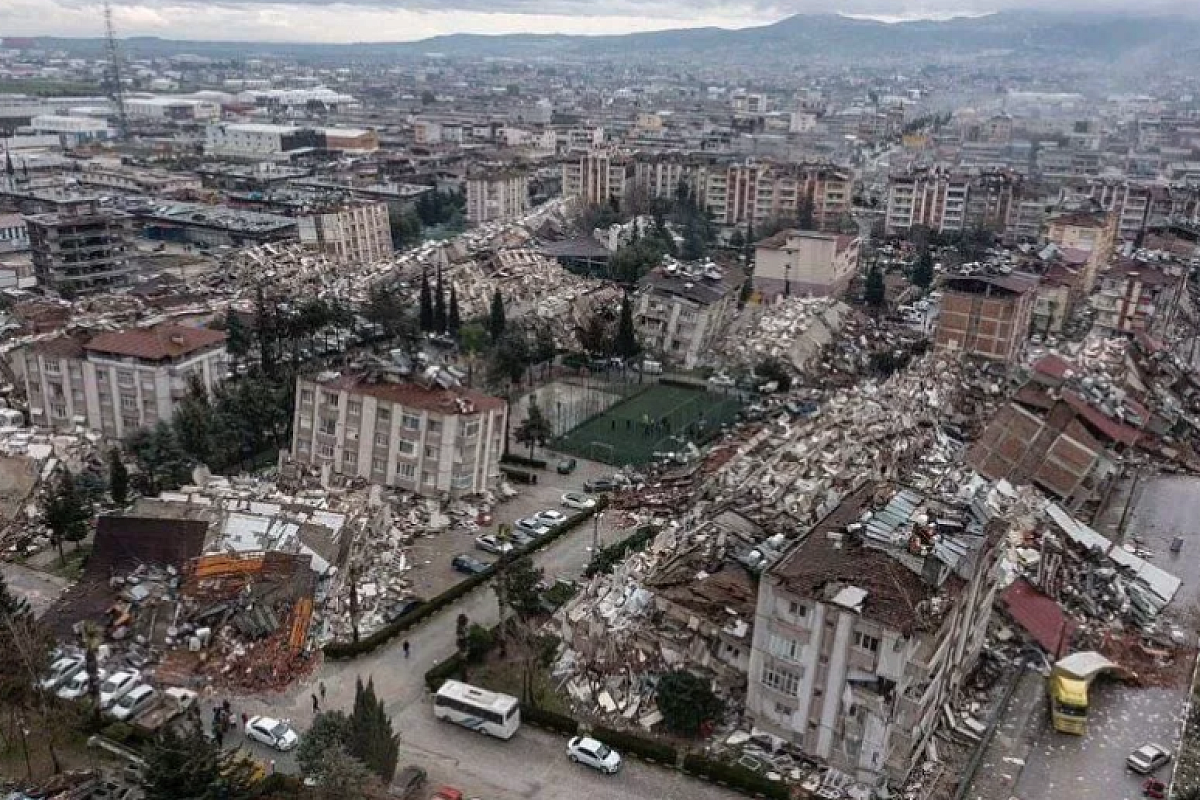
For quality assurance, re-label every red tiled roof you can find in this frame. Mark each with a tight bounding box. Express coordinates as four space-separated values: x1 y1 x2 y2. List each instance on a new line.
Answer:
1033 354 1073 382
1000 578 1075 657
85 324 226 361
1062 390 1141 446
317 372 506 415
33 334 87 359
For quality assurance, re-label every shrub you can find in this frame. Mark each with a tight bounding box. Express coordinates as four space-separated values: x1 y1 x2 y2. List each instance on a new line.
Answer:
424 654 465 692
501 467 538 484
593 726 677 765
682 754 789 799
584 525 658 577
656 670 724 737
101 722 135 743
520 705 578 736
465 624 493 663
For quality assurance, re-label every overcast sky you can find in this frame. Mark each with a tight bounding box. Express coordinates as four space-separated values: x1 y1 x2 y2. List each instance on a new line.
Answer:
1 0 1194 43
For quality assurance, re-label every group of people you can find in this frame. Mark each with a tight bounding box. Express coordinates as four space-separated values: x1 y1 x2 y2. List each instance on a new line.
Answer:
210 699 240 747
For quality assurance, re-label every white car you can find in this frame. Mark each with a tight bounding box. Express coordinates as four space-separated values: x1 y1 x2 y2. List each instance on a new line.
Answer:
534 510 568 528
1127 743 1172 774
40 656 85 691
109 684 157 722
245 716 299 751
516 517 552 537
561 492 597 511
57 668 106 701
475 534 514 556
99 669 141 710
567 736 622 774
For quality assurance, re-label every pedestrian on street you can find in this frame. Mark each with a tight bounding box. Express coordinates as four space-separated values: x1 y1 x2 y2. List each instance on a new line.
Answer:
403 640 410 658
215 726 224 748
241 712 249 729
319 681 327 703
312 693 320 714
269 760 276 775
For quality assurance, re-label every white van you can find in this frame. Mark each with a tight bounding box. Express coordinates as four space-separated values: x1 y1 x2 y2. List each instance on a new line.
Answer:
110 684 157 722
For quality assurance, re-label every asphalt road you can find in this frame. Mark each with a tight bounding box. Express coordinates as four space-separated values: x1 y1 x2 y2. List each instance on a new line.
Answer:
1 560 70 617
222 463 742 800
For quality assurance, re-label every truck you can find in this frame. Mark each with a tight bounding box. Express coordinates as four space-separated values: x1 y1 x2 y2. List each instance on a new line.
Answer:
1047 651 1125 735
134 686 198 734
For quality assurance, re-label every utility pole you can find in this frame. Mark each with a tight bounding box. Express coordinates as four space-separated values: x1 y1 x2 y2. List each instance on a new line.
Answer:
103 0 129 140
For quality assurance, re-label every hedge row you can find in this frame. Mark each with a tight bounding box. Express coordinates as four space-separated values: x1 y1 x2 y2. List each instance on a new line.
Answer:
593 725 678 765
501 453 548 469
324 504 603 659
520 704 579 736
501 467 538 484
424 653 466 692
584 524 658 577
682 754 789 799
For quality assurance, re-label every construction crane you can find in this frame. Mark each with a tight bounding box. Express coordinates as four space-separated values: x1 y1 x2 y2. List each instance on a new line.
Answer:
102 0 129 140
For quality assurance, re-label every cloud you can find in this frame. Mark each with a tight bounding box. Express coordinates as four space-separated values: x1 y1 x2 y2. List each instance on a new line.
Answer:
0 0 1196 42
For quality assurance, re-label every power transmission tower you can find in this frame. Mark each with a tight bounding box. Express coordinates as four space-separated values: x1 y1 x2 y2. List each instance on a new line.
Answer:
102 0 128 140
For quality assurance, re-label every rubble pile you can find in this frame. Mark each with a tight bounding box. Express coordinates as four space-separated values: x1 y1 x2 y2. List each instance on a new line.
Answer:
718 297 851 372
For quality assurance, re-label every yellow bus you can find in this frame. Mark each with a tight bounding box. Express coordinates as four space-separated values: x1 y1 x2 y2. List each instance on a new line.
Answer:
1046 651 1123 735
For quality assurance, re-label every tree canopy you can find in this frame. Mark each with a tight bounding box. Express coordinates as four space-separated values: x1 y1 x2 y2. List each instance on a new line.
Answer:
141 727 258 800
656 670 724 737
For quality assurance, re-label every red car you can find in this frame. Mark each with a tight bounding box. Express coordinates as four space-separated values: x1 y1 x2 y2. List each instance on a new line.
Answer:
1143 778 1166 799
432 788 463 800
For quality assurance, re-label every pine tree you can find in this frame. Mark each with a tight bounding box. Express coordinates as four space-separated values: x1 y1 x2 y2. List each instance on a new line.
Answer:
108 448 129 507
142 727 257 800
448 284 462 337
224 311 251 369
488 289 507 343
433 267 447 333
419 269 434 332
347 677 399 783
912 245 934 290
41 471 89 565
614 294 641 359
515 398 553 459
865 263 886 312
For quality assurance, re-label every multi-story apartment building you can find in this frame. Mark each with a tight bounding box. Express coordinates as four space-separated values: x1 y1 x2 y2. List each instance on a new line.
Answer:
13 324 228 436
633 267 738 369
1092 257 1187 336
884 167 970 236
753 230 860 299
720 161 851 230
465 170 530 224
1045 209 1117 295
205 123 376 160
561 150 633 206
0 213 28 250
78 159 203 195
746 483 1003 788
934 274 1037 365
25 205 136 295
298 201 393 265
291 370 507 497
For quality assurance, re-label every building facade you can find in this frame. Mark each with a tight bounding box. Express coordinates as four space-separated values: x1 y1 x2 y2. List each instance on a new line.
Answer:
746 483 1003 788
298 202 393 264
466 171 530 224
561 150 633 206
885 167 970 236
1092 257 1187 336
14 324 228 436
25 206 136 295
934 275 1037 364
291 371 507 497
753 230 860 299
1045 210 1117 295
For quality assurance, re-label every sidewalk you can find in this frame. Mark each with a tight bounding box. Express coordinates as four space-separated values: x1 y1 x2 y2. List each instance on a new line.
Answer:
962 669 1046 800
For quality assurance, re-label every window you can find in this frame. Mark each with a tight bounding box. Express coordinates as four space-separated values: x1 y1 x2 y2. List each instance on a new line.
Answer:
118 371 134 388
318 444 334 459
299 416 312 430
403 413 421 431
422 471 435 485
760 664 800 696
452 473 472 489
769 633 800 662
853 632 881 654
787 600 808 617
348 401 361 418
297 440 310 453
120 394 138 411
44 361 60 375
300 389 314 404
371 457 385 472
322 392 339 408
51 403 67 418
774 702 794 718
319 417 337 436
462 419 480 437
397 439 416 455
377 407 390 422
398 463 416 479
343 450 357 466
424 445 438 459
374 433 389 447
428 419 441 434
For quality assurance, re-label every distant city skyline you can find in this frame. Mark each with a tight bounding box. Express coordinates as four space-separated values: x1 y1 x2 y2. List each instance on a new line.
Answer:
0 0 1195 44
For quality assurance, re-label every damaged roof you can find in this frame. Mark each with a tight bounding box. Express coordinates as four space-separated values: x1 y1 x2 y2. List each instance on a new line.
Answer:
86 323 227 361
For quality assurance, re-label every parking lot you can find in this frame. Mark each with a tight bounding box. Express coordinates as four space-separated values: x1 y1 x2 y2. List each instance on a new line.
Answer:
401 449 628 599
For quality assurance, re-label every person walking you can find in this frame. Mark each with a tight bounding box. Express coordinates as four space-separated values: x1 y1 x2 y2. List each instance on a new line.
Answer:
319 681 327 704
311 693 320 714
403 640 411 659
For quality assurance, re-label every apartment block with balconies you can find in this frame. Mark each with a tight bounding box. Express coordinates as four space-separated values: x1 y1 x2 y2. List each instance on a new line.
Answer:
25 206 136 295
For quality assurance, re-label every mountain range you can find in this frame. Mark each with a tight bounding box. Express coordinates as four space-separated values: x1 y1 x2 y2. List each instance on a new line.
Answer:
13 10 1200 68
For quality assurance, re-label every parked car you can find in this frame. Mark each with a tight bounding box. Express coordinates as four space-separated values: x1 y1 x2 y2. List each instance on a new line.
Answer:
474 534 514 556
451 554 491 575
556 457 577 475
516 517 552 537
383 597 424 623
99 670 141 710
583 478 617 493
389 765 427 799
245 716 299 751
109 684 157 722
1127 744 1172 774
431 788 463 800
40 656 85 691
135 686 198 733
567 736 622 774
534 510 568 528
57 668 106 701
561 492 597 510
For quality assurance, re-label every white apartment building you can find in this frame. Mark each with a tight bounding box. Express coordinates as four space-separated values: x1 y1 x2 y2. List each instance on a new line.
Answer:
291 370 508 497
466 171 530 224
634 267 739 369
753 230 860 299
561 150 633 206
884 168 970 236
205 122 309 160
298 202 394 264
29 115 111 145
746 484 1003 789
13 324 228 437
0 214 28 250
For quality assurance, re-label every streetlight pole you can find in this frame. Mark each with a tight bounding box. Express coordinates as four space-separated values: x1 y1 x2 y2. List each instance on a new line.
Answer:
592 511 605 554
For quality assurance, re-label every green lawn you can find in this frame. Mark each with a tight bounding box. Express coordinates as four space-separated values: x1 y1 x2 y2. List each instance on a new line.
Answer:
553 383 741 465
